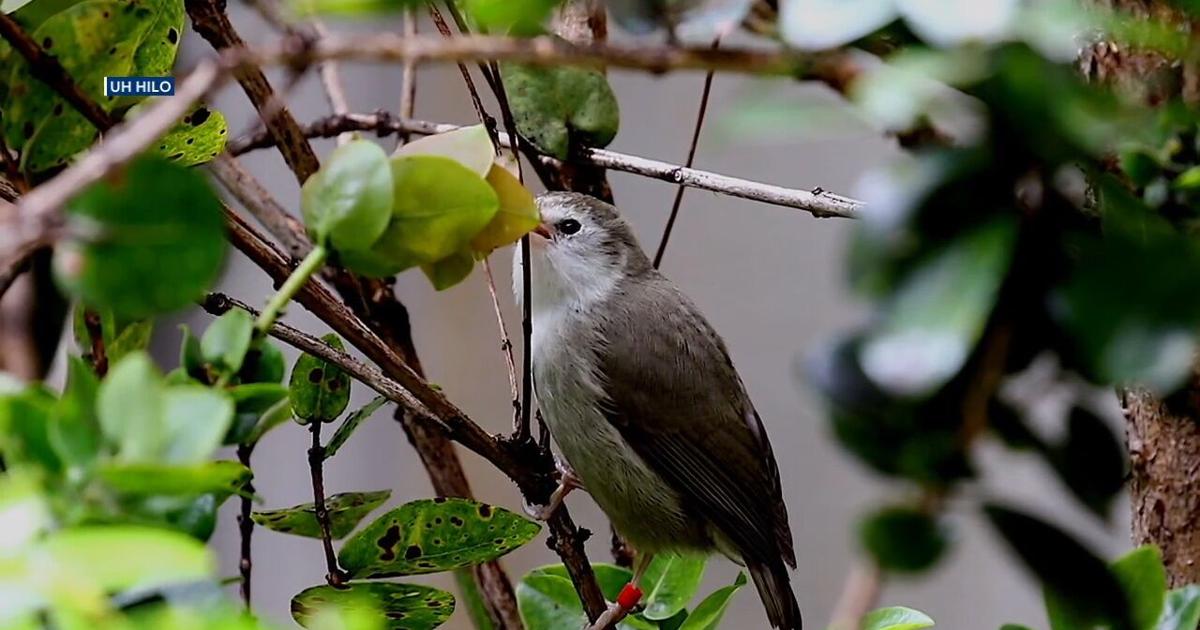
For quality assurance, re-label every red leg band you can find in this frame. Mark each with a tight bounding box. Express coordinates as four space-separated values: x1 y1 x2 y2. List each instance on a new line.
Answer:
617 583 643 610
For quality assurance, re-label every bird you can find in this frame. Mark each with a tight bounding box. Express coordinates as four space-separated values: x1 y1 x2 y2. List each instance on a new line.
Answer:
513 191 801 629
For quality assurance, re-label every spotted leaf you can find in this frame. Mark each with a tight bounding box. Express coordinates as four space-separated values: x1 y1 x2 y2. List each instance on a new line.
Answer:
156 105 228 166
289 334 352 424
252 490 391 540
338 498 540 578
291 582 455 630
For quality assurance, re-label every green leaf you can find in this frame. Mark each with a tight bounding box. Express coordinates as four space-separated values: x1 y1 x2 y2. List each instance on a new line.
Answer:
291 582 455 630
860 506 948 573
339 498 541 578
241 339 286 384
780 0 897 50
38 525 213 592
289 0 425 17
372 155 499 265
179 324 205 379
302 139 393 252
421 249 476 291
1049 406 1126 518
325 395 389 459
470 163 539 253
49 356 102 469
251 490 391 539
161 385 234 463
984 504 1133 630
527 562 636 601
500 60 619 160
676 572 748 630
244 397 292 444
516 573 653 630
394 125 494 177
641 553 706 621
289 334 352 424
1110 546 1165 630
1160 585 1200 630
200 310 254 375
109 319 154 365
99 461 252 497
0 386 62 473
225 383 289 444
3 0 183 172
998 625 1035 630
97 352 164 461
461 0 560 35
53 156 227 319
859 218 1017 397
861 606 936 630
156 105 228 166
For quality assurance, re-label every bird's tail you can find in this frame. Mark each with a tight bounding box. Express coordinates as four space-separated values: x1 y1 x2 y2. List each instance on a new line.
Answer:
748 560 803 630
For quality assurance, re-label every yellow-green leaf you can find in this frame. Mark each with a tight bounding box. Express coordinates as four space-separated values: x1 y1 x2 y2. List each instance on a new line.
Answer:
421 249 475 291
156 105 228 166
394 125 494 177
470 163 539 253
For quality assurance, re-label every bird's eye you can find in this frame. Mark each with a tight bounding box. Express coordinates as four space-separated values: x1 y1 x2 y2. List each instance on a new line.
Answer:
556 219 582 235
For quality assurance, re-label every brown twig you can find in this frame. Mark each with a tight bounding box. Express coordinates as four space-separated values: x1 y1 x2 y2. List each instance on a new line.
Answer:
308 421 346 586
81 309 108 376
185 0 320 183
236 443 255 607
397 11 418 147
482 258 522 435
229 114 863 218
654 38 721 269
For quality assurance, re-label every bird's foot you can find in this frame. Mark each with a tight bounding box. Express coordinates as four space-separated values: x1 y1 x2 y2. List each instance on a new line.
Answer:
552 457 585 491
523 470 583 521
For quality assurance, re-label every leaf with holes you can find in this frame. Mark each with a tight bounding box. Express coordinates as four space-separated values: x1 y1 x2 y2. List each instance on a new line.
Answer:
325 396 389 459
3 0 184 172
500 60 619 160
53 156 227 318
289 334 352 424
470 163 539 253
339 498 540 578
252 490 390 540
291 582 455 630
156 105 228 166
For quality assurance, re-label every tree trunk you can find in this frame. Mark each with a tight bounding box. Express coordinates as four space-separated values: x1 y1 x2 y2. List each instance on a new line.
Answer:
1089 0 1200 587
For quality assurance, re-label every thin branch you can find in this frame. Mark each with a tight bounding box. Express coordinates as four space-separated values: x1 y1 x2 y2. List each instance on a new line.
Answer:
236 443 255 608
397 11 418 147
208 154 309 258
0 12 116 131
82 309 108 376
482 258 521 435
654 38 720 268
230 113 863 218
427 4 499 149
308 421 347 586
310 20 353 146
185 0 321 183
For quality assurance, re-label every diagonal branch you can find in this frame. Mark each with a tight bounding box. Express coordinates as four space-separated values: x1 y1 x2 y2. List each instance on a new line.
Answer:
229 113 863 218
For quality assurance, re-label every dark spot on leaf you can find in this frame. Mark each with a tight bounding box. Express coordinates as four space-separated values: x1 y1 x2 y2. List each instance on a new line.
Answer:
53 103 63 116
493 538 505 545
424 522 434 529
450 516 463 527
432 538 442 546
186 138 194 144
219 128 226 135
386 612 406 619
433 497 446 504
478 504 492 519
109 46 117 55
427 599 443 607
170 152 184 160
377 524 401 560
308 368 324 383
404 544 422 560
190 107 210 126
135 6 150 16
417 560 435 568
22 122 33 139
42 37 52 49
102 10 110 17
328 379 342 392
167 27 178 44
434 518 443 525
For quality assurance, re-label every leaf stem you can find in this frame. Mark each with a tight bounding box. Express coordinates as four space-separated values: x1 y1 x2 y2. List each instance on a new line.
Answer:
256 244 327 333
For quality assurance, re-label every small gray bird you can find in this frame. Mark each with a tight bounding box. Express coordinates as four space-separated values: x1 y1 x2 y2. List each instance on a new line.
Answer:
514 192 801 629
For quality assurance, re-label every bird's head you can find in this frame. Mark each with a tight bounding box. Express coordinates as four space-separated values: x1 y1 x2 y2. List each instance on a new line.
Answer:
515 192 652 308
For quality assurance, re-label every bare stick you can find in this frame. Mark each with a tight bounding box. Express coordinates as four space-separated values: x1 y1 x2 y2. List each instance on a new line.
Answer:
236 443 255 608
397 10 418 147
654 38 720 268
230 114 863 219
308 421 347 586
482 258 521 435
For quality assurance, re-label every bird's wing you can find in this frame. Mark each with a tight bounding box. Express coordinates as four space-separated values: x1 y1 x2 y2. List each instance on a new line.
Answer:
595 276 795 566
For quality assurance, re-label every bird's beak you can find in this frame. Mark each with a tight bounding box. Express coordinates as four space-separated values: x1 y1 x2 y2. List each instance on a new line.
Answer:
531 222 553 240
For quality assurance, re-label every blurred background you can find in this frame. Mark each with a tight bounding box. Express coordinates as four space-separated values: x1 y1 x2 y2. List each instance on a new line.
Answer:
93 6 1137 628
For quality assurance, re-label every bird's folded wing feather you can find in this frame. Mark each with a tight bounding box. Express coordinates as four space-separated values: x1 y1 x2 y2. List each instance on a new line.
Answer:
596 278 795 566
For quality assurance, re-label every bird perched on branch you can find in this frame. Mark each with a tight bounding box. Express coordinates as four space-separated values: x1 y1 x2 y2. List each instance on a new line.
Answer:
514 192 801 629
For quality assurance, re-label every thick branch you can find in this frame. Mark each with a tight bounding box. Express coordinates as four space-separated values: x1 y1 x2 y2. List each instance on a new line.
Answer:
229 113 862 218
185 0 321 183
